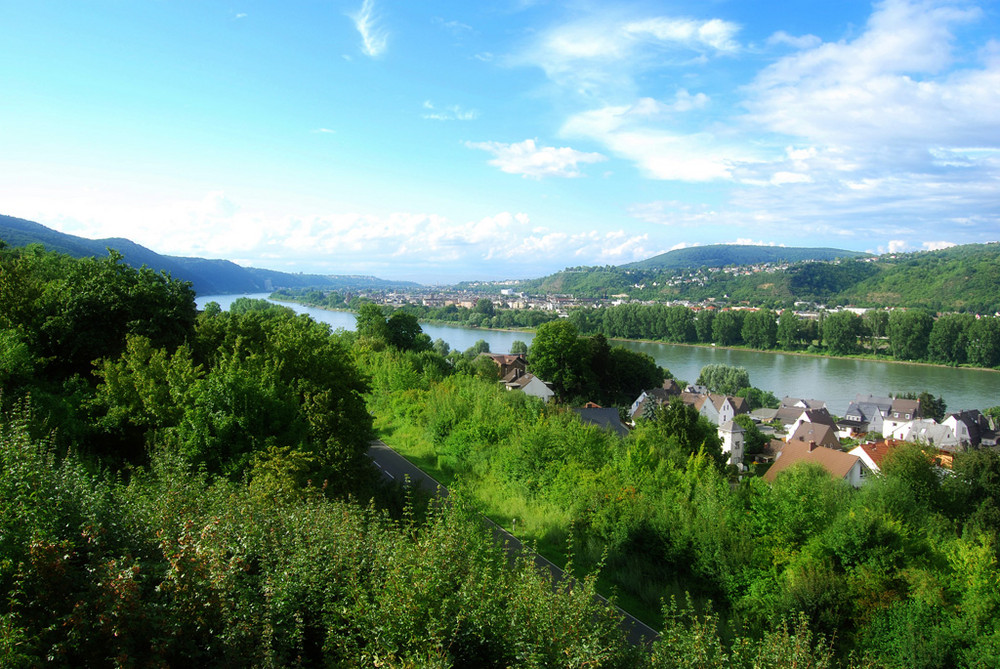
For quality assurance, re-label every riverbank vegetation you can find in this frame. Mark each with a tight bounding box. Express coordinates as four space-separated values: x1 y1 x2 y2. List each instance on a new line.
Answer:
3 244 1000 667
277 288 1000 372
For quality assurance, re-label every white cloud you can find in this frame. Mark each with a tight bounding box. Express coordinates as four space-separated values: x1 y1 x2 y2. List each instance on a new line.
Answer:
622 17 740 53
563 103 749 181
745 0 996 147
517 10 741 97
766 31 822 50
923 240 957 251
465 138 606 178
422 101 479 121
350 0 388 58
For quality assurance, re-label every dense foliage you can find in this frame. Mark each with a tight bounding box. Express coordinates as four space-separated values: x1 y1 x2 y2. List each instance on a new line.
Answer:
4 244 1000 667
365 347 1000 668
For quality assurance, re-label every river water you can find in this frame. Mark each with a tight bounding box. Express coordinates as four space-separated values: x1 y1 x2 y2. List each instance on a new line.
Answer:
197 294 1000 416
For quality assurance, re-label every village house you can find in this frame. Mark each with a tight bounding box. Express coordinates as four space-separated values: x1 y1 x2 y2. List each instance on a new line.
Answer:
484 353 527 379
840 395 894 436
764 440 869 488
848 439 904 474
501 369 554 402
718 419 746 470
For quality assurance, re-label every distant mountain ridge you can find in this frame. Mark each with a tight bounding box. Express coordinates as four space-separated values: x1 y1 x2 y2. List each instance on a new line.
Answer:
622 244 870 270
0 214 421 295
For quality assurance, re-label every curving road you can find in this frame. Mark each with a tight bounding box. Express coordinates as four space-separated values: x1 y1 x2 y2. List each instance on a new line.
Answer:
366 440 661 647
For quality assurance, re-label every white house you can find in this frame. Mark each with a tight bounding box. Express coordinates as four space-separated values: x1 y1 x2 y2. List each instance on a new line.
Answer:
718 420 746 470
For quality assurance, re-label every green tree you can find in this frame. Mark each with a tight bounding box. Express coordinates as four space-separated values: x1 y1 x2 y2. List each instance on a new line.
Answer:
474 297 495 317
967 317 1000 368
742 309 777 350
386 312 427 351
733 414 768 455
928 313 974 365
697 364 751 395
355 302 389 344
887 309 934 361
712 310 743 346
528 320 588 399
777 309 801 349
822 311 861 355
510 340 528 355
695 310 716 343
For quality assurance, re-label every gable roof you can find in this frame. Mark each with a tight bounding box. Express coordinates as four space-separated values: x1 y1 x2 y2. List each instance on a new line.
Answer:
801 408 837 427
764 440 862 483
850 439 903 470
788 422 841 449
775 406 807 426
572 407 629 437
782 397 826 410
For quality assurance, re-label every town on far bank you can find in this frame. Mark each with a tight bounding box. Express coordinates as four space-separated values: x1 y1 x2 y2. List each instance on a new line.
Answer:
481 348 998 489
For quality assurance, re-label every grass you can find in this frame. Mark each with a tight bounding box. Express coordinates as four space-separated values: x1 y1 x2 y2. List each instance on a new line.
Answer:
374 419 669 630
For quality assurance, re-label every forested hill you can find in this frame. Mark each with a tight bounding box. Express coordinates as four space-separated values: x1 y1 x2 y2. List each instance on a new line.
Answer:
623 243 870 270
516 243 1000 312
0 214 420 295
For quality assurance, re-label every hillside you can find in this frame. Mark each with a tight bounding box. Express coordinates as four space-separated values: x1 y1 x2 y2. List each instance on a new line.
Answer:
622 244 870 271
512 243 1000 312
0 214 421 295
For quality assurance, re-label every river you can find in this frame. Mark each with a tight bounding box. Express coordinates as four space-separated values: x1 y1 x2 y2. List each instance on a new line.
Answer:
197 294 1000 416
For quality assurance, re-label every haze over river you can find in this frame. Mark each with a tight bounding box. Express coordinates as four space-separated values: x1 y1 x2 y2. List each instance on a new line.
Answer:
199 294 999 416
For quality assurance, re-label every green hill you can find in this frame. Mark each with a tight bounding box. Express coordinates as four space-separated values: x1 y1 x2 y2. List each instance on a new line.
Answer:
516 243 1000 312
0 214 421 295
623 244 869 271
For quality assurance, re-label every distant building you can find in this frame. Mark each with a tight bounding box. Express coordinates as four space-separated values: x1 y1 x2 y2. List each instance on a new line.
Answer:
718 419 746 470
765 440 868 488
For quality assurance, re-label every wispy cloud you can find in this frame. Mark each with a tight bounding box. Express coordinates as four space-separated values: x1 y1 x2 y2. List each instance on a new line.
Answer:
311 127 336 134
516 10 742 98
422 101 479 121
350 0 388 58
465 139 606 178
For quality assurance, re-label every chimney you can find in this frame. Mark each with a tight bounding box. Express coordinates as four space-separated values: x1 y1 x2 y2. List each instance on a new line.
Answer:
808 441 817 452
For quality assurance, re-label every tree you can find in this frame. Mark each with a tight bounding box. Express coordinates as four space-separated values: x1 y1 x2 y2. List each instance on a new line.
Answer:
864 309 889 339
386 312 427 351
695 310 716 343
822 311 861 355
510 340 528 355
928 313 974 365
697 364 751 396
734 414 768 455
777 309 801 349
474 298 495 318
712 310 743 346
742 309 777 350
887 309 934 361
528 320 588 399
736 386 780 411
967 317 1000 368
432 338 451 357
355 303 390 343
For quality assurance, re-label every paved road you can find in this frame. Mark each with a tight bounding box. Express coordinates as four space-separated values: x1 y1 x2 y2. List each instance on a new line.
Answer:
366 440 661 647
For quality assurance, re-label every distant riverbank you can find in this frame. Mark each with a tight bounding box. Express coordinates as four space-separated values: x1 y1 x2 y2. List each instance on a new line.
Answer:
197 294 1000 415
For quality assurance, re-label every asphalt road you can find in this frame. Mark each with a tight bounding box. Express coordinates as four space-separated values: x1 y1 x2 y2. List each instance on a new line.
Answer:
366 440 661 647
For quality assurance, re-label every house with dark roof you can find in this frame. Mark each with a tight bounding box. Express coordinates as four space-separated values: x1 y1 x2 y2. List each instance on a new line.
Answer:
485 353 528 379
572 407 630 438
502 369 554 402
841 395 893 435
943 410 997 448
628 380 682 420
781 397 827 410
787 422 841 450
764 440 868 487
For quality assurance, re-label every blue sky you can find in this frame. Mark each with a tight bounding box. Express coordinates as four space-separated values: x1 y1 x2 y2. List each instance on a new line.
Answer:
2 0 999 283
